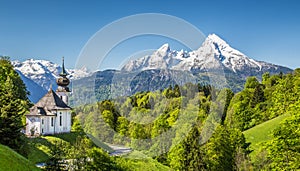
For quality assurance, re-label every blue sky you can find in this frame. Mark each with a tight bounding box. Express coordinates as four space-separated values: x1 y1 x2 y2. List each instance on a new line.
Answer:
0 0 299 69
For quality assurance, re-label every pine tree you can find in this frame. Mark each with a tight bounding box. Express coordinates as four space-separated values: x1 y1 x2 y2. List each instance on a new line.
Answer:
0 56 29 151
168 126 206 170
250 84 265 108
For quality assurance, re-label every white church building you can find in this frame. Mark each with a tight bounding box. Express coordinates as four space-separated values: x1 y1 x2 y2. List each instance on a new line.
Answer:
25 58 72 136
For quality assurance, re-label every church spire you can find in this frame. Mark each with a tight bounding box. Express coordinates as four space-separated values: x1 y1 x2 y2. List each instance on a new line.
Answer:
59 57 68 77
56 57 70 92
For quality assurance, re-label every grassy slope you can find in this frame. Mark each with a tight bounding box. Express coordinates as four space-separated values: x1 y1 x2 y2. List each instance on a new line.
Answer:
243 114 290 157
116 158 170 171
27 132 170 170
0 144 40 171
28 132 113 163
115 151 170 171
86 133 114 153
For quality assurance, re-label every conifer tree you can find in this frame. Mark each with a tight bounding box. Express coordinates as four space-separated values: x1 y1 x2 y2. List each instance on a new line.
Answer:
250 84 265 108
0 56 29 151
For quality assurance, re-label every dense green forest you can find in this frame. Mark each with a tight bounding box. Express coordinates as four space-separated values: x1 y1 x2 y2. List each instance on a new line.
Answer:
1 56 299 170
76 83 250 170
76 69 300 170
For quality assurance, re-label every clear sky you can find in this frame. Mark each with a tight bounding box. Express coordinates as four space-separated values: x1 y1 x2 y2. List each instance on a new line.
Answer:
0 0 299 69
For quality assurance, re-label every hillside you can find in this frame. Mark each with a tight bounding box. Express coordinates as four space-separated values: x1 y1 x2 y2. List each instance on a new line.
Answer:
27 132 112 163
243 114 290 157
75 70 300 170
114 151 170 171
1 56 298 170
0 144 40 171
27 133 170 171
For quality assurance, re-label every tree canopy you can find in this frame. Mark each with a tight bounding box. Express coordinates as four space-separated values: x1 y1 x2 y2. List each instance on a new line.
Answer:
0 56 30 152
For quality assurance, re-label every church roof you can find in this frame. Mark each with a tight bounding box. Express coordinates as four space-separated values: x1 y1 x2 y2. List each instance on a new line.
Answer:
27 89 71 116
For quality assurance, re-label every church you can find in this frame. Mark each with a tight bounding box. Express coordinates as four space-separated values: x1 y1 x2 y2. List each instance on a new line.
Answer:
25 58 72 136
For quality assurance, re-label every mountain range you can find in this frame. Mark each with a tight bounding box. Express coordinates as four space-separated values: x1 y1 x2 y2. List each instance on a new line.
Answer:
12 34 292 103
12 59 90 102
122 34 290 75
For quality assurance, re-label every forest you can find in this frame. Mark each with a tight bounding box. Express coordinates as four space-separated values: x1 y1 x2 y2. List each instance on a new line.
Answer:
0 56 299 170
76 68 300 170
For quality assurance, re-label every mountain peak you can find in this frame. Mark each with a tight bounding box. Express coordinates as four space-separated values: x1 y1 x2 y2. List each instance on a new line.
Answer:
121 33 292 75
12 59 91 91
157 43 170 52
154 43 170 57
206 34 229 47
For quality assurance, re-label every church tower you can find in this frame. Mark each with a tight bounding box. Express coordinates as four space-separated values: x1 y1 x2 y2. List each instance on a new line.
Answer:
25 57 72 136
56 57 70 104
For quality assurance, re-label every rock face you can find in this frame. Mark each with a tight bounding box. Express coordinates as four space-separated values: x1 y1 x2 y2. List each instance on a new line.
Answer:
122 34 291 77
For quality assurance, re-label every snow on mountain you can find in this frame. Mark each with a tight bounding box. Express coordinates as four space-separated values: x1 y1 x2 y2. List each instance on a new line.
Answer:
121 34 281 74
66 67 90 80
12 59 91 91
11 34 292 102
15 70 47 103
123 43 173 71
202 34 262 72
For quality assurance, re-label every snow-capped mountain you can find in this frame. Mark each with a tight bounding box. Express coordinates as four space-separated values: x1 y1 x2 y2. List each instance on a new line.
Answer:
122 34 290 76
12 34 292 103
12 59 91 91
122 43 180 72
15 70 47 103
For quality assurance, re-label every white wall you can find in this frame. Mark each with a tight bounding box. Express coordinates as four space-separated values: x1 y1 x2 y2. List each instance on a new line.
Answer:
26 117 41 136
26 109 71 136
54 110 71 133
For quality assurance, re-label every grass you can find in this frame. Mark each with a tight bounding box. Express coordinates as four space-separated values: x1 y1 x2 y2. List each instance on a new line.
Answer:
26 132 171 170
243 114 290 158
27 132 86 163
27 137 51 164
27 132 119 163
124 150 150 159
0 144 40 171
86 133 114 153
114 150 170 171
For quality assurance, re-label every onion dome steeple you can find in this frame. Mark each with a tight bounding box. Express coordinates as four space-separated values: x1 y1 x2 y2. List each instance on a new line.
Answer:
56 57 70 92
60 57 68 77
